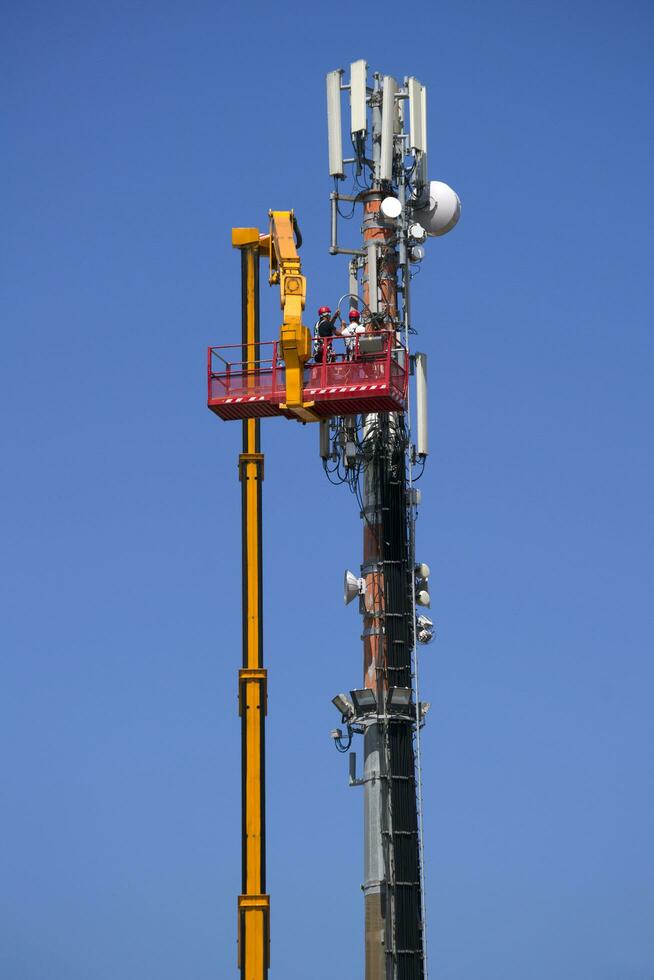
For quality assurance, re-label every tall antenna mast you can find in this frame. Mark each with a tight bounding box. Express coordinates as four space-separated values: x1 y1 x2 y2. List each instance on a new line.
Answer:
326 60 460 980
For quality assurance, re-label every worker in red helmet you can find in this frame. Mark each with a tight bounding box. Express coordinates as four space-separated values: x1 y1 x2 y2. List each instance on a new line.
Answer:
313 305 341 363
341 308 366 360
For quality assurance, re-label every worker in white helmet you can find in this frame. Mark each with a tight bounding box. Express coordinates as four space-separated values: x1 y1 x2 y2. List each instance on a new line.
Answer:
340 308 366 360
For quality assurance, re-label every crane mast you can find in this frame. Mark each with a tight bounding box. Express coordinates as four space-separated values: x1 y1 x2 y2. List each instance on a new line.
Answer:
207 58 460 980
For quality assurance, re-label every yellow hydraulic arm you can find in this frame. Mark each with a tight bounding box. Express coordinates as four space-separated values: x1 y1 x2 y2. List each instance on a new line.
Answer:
259 210 318 422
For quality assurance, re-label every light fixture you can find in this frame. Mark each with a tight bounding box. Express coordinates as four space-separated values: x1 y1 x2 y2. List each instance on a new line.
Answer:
332 693 355 721
416 611 434 643
387 687 412 711
415 562 430 607
344 570 365 605
350 688 377 715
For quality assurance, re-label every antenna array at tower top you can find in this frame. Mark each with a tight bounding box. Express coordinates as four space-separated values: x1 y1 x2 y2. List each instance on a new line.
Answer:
326 60 428 197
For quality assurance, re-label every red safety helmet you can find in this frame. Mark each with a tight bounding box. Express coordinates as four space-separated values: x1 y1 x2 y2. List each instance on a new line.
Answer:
348 309 361 321
318 306 331 316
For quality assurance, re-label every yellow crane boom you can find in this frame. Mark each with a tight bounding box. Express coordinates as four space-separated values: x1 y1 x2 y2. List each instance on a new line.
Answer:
258 210 318 422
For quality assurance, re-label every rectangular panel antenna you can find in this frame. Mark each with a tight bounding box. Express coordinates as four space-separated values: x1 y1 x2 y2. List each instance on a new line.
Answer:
350 60 368 135
380 75 398 183
326 70 344 177
418 84 428 186
408 77 425 153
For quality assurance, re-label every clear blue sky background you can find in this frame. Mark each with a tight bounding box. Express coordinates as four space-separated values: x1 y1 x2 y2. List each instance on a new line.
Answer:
2 2 653 978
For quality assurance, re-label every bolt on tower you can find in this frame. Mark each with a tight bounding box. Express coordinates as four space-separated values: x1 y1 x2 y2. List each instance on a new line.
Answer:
324 60 460 980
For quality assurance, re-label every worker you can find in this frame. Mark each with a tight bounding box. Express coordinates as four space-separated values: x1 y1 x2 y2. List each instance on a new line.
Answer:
313 306 341 363
340 308 366 360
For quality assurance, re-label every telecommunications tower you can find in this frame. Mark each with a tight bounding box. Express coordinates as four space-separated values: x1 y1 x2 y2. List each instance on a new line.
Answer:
325 61 460 980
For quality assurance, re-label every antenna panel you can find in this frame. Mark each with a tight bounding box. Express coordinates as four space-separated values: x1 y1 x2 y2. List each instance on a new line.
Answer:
326 70 344 177
408 77 425 153
350 59 368 135
380 75 398 183
417 84 428 186
420 84 428 154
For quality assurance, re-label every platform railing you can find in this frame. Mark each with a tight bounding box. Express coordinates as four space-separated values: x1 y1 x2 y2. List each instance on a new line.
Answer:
209 342 285 401
307 333 407 397
208 333 407 403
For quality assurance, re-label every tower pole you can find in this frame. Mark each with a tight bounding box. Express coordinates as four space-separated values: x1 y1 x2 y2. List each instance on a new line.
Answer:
233 231 269 980
359 76 425 980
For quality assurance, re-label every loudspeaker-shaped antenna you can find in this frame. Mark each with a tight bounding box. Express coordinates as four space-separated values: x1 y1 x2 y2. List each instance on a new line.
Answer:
344 569 365 605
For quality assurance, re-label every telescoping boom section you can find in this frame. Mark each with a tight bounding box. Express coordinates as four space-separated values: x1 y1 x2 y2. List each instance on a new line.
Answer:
208 333 408 421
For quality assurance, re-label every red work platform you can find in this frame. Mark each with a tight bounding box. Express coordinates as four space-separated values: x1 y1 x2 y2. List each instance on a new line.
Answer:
207 334 408 421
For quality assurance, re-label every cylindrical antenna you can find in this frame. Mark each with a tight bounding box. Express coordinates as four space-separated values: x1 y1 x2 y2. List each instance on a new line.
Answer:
380 75 398 183
349 60 368 135
348 258 359 312
326 70 344 178
418 83 428 190
319 418 331 459
415 352 429 457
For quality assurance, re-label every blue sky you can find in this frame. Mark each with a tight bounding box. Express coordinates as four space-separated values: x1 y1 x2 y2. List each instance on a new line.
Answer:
2 2 653 978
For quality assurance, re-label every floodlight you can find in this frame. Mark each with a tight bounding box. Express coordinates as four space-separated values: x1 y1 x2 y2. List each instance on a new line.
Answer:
415 563 430 579
326 70 344 178
416 614 433 630
416 590 431 607
350 60 368 134
332 693 355 721
387 687 412 711
417 628 433 644
350 688 377 715
344 570 365 605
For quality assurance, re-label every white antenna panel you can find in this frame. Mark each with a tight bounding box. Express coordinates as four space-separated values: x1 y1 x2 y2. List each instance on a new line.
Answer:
380 75 398 183
420 84 428 154
326 70 344 177
350 59 368 135
408 77 425 153
418 84 428 186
